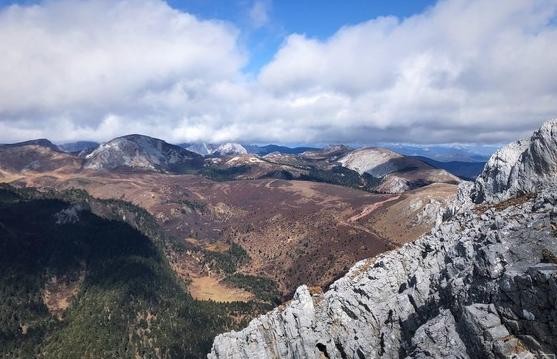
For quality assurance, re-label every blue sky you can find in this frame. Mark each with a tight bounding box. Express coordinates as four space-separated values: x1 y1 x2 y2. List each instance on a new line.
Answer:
0 0 556 145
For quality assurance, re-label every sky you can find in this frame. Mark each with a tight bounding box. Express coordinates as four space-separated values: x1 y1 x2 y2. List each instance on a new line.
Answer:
0 0 556 146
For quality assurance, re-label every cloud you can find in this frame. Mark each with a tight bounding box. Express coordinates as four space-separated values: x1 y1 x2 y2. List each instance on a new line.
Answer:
248 0 270 29
257 0 557 144
0 0 245 141
0 0 557 145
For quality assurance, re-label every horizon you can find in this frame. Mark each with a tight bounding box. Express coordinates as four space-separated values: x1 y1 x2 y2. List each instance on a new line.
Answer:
1 132 502 161
0 0 556 145
4 133 505 149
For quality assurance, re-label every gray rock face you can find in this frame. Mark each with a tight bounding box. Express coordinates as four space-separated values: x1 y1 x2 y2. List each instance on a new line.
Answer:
474 119 557 203
210 191 557 358
209 120 557 359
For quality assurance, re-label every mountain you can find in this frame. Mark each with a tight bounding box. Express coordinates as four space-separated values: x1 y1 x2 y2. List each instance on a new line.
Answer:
210 145 460 194
1 138 61 152
212 143 247 156
338 147 426 177
58 141 99 153
209 119 557 358
337 147 460 193
413 156 486 180
0 140 81 174
245 144 319 156
83 134 203 172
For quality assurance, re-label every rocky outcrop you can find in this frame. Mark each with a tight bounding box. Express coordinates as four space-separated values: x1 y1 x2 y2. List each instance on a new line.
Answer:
209 120 557 359
210 189 557 358
474 119 557 203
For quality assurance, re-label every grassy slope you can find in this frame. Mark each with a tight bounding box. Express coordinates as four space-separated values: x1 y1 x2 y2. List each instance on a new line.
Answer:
0 187 254 358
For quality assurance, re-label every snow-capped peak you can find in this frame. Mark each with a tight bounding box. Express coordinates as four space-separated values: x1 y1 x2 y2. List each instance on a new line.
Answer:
212 143 247 156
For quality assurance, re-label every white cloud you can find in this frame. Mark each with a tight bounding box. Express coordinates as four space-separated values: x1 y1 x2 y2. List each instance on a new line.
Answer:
0 0 245 141
0 0 557 145
258 0 557 143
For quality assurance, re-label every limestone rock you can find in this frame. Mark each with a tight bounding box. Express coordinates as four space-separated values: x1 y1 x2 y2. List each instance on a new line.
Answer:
474 119 557 203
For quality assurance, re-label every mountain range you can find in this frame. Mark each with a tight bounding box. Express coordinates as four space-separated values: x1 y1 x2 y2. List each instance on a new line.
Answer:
43 140 487 181
0 135 471 194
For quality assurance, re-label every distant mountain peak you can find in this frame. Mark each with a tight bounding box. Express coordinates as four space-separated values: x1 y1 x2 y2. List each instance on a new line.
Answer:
1 138 61 151
181 142 248 156
83 134 202 172
212 143 247 156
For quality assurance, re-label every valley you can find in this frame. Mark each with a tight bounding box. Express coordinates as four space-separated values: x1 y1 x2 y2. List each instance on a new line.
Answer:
5 167 458 298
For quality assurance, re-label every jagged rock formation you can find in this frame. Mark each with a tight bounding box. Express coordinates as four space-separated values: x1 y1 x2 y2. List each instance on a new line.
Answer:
84 134 203 172
474 119 557 203
209 120 557 359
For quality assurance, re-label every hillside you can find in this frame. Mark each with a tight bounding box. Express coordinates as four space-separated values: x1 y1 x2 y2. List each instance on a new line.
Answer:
8 167 457 299
0 186 257 358
0 139 61 152
337 147 460 193
0 144 82 174
209 119 557 358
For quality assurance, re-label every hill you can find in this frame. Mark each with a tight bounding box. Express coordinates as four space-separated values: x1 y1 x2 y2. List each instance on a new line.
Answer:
0 143 81 174
83 134 203 173
337 147 460 193
0 139 61 152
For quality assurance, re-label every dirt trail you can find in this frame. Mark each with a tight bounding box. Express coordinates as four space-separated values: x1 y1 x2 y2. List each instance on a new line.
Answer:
347 195 400 223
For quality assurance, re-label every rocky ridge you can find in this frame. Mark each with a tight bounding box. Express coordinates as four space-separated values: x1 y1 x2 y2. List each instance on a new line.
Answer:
209 120 557 359
474 119 557 203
